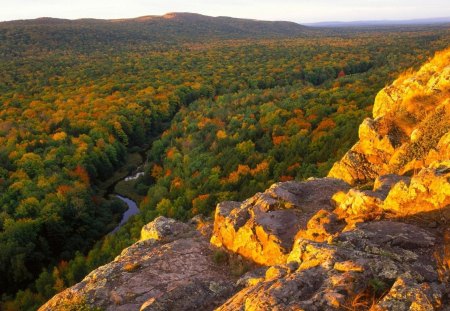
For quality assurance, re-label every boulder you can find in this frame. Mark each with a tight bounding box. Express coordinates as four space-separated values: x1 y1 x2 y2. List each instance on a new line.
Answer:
140 216 192 241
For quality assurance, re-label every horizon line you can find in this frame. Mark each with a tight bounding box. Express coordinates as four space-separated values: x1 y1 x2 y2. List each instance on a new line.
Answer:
1 12 449 25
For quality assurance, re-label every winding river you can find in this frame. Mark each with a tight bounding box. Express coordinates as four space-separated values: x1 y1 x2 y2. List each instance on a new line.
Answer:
105 124 170 234
110 195 140 233
106 157 146 233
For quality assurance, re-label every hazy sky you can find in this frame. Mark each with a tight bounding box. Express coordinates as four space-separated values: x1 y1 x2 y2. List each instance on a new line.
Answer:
1 0 449 23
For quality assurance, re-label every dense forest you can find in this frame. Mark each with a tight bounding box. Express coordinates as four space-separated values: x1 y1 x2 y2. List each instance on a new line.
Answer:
0 14 449 310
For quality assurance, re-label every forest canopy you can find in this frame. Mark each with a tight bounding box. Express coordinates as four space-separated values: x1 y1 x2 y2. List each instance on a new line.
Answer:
0 17 449 310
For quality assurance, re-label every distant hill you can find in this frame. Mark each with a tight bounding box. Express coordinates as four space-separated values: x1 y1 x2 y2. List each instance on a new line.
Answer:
306 16 450 27
3 12 308 35
0 12 308 54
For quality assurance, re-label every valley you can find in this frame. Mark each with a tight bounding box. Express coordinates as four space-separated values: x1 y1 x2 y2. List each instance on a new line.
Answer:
0 12 449 310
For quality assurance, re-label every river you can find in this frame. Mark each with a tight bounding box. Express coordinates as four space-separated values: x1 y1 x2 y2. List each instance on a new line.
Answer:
107 158 145 233
105 125 169 234
110 195 140 233
105 152 146 233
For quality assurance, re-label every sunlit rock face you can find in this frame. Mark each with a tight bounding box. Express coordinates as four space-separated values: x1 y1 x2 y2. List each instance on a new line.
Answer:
218 221 444 311
329 49 450 185
210 179 350 265
383 161 450 222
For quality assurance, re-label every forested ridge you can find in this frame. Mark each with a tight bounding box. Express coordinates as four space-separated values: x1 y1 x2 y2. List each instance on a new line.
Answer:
0 12 307 55
0 14 449 310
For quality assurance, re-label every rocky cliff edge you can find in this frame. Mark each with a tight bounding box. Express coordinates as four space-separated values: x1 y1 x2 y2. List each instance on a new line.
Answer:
41 48 450 310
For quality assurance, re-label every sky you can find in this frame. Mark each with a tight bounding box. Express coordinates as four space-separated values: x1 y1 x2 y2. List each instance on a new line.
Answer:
1 0 449 23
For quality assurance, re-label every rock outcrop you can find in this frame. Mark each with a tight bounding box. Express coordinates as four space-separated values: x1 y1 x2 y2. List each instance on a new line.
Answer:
212 48 450 310
329 48 450 185
210 179 350 266
42 49 450 310
219 221 444 311
40 217 237 311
